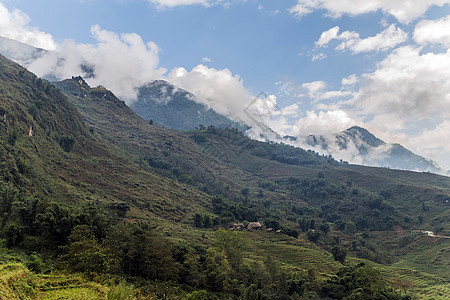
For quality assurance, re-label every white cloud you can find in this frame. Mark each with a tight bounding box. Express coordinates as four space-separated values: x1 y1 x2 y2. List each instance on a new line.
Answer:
0 3 56 50
351 46 450 120
316 24 408 54
290 0 450 23
201 57 213 63
414 15 450 47
316 90 353 101
341 74 358 85
292 110 356 136
271 9 280 16
167 64 254 121
28 25 166 102
301 80 326 97
410 120 450 153
147 0 210 8
338 45 450 169
311 52 327 61
299 80 353 102
315 26 340 47
146 0 240 8
277 43 450 170
276 81 305 98
279 103 299 117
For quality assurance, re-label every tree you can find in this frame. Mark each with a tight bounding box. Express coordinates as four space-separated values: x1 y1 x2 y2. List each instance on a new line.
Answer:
194 213 204 228
392 278 415 295
306 230 322 243
214 228 245 270
35 202 74 246
321 263 402 299
319 223 330 235
351 264 388 298
204 248 233 292
331 246 347 263
105 223 178 280
60 225 115 274
344 221 357 234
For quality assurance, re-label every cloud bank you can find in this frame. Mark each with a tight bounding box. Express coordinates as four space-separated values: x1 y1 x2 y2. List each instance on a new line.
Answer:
290 0 450 23
352 46 450 120
316 24 408 54
28 25 166 102
1 1 449 171
0 3 56 50
414 15 450 47
167 64 267 126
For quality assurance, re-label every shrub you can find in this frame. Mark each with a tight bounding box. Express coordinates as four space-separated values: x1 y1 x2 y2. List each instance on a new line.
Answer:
107 281 136 300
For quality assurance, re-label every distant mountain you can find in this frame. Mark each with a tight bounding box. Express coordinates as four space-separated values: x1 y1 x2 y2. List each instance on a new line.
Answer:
0 37 245 132
130 80 246 131
1 36 446 176
0 36 46 66
306 126 447 174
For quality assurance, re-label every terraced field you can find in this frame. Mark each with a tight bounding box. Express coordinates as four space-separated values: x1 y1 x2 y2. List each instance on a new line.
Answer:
381 266 449 300
0 263 109 299
247 232 341 276
245 231 449 299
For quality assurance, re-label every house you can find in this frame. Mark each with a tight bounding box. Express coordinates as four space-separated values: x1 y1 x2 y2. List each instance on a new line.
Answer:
247 222 262 231
230 223 245 231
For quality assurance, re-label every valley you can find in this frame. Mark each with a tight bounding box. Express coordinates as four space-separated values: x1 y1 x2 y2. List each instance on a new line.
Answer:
0 54 449 299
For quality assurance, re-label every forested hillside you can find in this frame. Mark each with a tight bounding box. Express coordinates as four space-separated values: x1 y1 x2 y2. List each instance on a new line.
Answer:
0 55 449 299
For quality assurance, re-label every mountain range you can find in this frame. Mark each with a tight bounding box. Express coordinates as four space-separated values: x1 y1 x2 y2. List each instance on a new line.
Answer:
131 80 247 131
0 36 46 66
0 36 447 176
0 52 449 298
304 126 447 175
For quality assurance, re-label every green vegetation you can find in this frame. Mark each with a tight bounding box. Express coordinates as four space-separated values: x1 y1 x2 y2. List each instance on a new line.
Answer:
0 55 448 298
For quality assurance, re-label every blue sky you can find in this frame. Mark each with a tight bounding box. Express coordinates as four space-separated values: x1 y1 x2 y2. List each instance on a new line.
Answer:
1 0 450 171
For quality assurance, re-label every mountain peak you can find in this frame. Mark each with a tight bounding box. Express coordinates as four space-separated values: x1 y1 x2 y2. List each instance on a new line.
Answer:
0 36 46 65
343 126 385 148
131 81 246 131
305 125 445 174
148 79 171 86
71 76 90 88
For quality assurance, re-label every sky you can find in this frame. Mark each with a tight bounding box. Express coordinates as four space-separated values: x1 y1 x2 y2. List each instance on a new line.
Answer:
0 0 450 170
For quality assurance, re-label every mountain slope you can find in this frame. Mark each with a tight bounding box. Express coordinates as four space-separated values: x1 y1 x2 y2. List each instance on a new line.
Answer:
0 55 448 298
53 76 268 205
130 80 245 131
52 75 450 238
0 55 212 224
0 36 45 66
306 126 446 174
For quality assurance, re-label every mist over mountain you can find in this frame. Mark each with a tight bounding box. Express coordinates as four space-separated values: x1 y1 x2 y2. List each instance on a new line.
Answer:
304 126 447 175
130 80 247 131
1 52 449 298
0 36 447 176
0 36 46 66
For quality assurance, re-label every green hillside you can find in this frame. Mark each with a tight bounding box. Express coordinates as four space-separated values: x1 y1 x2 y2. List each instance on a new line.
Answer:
0 55 449 298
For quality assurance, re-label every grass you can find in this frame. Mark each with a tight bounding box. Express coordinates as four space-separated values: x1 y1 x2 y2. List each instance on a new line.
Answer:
392 235 450 280
241 230 450 299
0 263 109 299
245 231 341 276
380 266 449 300
2 56 450 299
